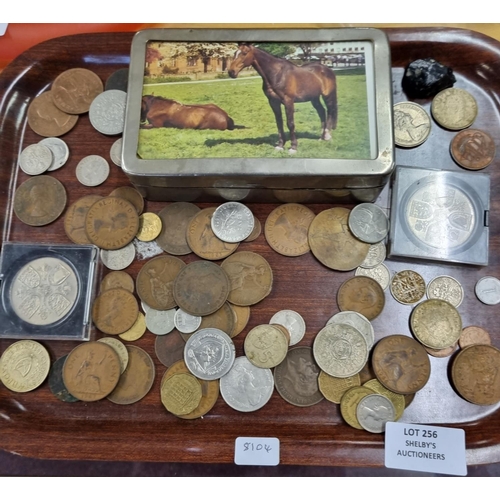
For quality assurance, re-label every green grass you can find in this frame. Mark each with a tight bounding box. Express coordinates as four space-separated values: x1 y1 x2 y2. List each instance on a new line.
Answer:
138 74 370 159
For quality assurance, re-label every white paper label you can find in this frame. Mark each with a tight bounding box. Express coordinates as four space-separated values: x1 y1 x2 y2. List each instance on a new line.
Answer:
385 422 467 476
0 24 7 36
234 437 279 466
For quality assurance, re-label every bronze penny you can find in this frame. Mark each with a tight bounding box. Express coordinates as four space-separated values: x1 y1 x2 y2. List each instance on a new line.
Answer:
229 304 251 338
52 68 103 114
424 342 458 358
358 360 377 385
64 194 103 244
27 90 79 137
265 203 315 256
372 335 431 395
48 355 79 403
85 196 139 250
186 207 239 260
452 344 500 405
156 202 201 255
244 216 262 242
459 325 492 349
450 129 496 170
109 186 144 215
62 342 121 402
173 260 230 317
155 330 186 367
92 288 139 335
136 255 186 310
199 301 236 338
274 347 323 407
14 175 67 226
107 346 155 405
100 270 135 294
308 207 370 271
337 276 385 320
221 251 273 306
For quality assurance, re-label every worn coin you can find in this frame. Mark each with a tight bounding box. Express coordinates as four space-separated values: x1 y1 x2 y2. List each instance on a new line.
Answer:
337 276 385 320
162 372 203 416
452 344 500 405
100 242 136 271
106 68 129 92
475 276 500 305
19 143 52 175
340 386 375 430
348 203 389 244
355 263 390 291
0 340 50 393
97 337 129 374
146 307 176 335
85 197 139 250
356 394 396 433
229 304 250 338
424 343 458 358
62 341 121 402
431 88 477 130
100 270 135 294
27 91 79 137
244 216 262 242
221 251 273 306
327 311 374 350
459 325 491 349
363 379 405 421
89 89 127 135
211 202 255 243
269 310 306 346
450 129 495 170
92 288 139 335
107 346 155 405
393 101 431 147
52 68 103 114
48 355 79 402
390 270 426 305
426 275 464 307
110 138 123 167
39 137 70 171
186 207 239 260
119 312 147 342
136 212 162 242
14 175 67 226
109 186 144 215
174 309 202 334
64 194 103 244
308 207 370 271
245 324 289 369
198 301 236 338
318 371 361 404
76 155 110 186
155 330 186 368
360 241 386 269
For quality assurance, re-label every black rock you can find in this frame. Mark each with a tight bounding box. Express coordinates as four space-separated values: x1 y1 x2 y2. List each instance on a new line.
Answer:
402 58 456 99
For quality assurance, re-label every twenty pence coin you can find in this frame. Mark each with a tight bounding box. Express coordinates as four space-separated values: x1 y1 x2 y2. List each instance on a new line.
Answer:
340 386 375 430
337 276 385 320
244 324 289 369
64 194 103 244
318 371 361 404
92 289 139 335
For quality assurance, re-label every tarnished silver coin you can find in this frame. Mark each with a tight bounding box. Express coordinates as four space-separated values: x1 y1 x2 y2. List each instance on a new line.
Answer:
146 308 176 335
356 393 396 433
184 328 236 381
19 143 52 175
360 242 386 269
110 138 122 167
426 275 464 308
211 202 255 243
174 309 202 334
355 263 390 291
39 137 70 171
219 356 274 412
76 155 110 186
10 256 78 326
89 89 127 135
269 309 306 346
475 276 500 305
141 301 152 314
100 242 135 270
326 311 374 350
393 101 431 148
348 203 389 244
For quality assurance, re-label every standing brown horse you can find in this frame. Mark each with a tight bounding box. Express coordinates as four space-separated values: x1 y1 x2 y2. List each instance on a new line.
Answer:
228 44 338 153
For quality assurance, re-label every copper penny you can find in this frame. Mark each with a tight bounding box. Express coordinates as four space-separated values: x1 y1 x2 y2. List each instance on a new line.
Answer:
390 270 426 305
100 270 135 294
64 194 103 244
27 91 79 137
109 186 144 215
229 304 251 338
136 255 186 310
92 288 139 335
52 68 103 114
221 251 273 306
173 260 230 317
85 196 139 250
107 346 155 405
265 203 315 256
14 176 67 226
452 344 500 405
244 216 262 242
308 207 370 271
372 335 431 395
199 301 236 338
186 207 239 260
337 276 385 320
424 342 458 358
155 330 186 367
450 129 496 170
62 342 121 402
459 325 491 349
156 202 201 255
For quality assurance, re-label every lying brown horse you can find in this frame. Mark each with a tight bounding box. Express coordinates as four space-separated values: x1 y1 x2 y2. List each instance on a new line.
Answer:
140 95 235 130
228 44 337 153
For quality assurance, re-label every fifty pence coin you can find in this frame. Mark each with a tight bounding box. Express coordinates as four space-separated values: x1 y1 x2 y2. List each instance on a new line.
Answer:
269 310 306 346
475 276 500 305
89 89 127 135
356 393 396 433
76 155 110 186
39 137 70 171
426 275 464 307
19 143 52 175
211 202 255 243
393 101 431 147
348 203 389 244
100 242 136 270
174 309 202 334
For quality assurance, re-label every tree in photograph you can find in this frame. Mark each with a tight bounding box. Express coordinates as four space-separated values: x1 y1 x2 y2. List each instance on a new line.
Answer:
171 43 238 73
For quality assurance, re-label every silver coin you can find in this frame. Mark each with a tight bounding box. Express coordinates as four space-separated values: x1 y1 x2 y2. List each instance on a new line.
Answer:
360 242 386 269
356 393 395 433
19 143 52 175
39 137 70 171
355 263 390 291
146 308 176 335
326 311 374 350
269 309 306 346
184 328 236 380
76 155 110 186
220 356 274 412
426 275 464 308
10 256 78 326
110 138 122 166
475 276 500 305
141 301 152 314
211 201 255 243
100 242 135 270
174 308 202 334
393 101 431 148
348 203 389 244
89 89 127 135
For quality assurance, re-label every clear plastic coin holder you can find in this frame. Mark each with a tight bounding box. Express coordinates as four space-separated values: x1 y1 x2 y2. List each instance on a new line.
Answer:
0 242 100 341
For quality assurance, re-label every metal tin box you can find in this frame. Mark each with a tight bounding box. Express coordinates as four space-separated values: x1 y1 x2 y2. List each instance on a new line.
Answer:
123 28 394 203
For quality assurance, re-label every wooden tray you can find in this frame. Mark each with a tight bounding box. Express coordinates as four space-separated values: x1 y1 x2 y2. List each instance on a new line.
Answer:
1 28 500 467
